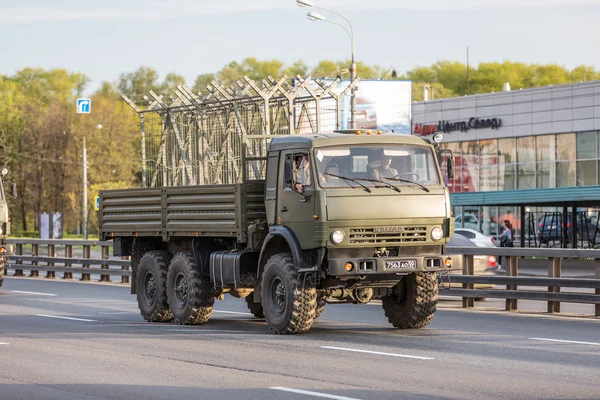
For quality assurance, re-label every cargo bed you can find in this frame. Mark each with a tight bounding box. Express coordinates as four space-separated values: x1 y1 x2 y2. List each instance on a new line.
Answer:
99 181 266 242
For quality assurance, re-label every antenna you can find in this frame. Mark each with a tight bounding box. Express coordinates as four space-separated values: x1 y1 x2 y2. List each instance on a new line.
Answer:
466 46 470 96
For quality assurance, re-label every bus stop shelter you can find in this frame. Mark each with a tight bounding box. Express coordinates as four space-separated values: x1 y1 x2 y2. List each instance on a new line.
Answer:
450 186 600 248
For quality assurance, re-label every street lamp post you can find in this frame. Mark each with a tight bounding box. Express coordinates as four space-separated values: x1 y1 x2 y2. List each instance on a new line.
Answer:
298 0 357 129
82 124 102 239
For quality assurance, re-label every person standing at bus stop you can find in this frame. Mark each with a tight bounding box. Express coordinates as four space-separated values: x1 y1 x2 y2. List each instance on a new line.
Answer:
498 220 514 270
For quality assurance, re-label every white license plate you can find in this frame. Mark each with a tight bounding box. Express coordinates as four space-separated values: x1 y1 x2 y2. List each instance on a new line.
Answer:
386 259 417 269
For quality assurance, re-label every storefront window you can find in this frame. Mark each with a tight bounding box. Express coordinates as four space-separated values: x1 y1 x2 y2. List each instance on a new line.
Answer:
536 135 555 162
463 141 479 192
501 164 516 190
576 131 597 160
517 137 535 163
556 133 576 161
498 138 516 164
517 163 535 189
480 165 498 191
576 160 596 186
557 161 575 187
536 162 556 188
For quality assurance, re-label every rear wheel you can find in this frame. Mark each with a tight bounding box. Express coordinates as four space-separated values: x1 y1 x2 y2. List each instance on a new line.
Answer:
382 272 438 329
245 294 264 318
136 250 173 322
0 256 5 288
167 252 215 325
260 253 317 334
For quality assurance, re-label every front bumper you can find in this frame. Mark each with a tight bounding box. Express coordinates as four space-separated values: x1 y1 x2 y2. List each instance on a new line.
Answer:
0 239 13 256
328 254 462 278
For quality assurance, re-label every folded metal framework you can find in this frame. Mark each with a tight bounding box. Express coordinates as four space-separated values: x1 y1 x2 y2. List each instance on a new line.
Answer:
123 75 358 188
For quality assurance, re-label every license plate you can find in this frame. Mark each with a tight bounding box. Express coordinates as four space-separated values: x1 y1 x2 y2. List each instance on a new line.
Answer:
386 259 417 269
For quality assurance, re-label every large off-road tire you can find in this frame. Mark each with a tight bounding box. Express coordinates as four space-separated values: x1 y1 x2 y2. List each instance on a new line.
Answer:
382 272 438 329
260 253 317 334
245 294 265 318
0 256 5 288
136 250 173 322
131 239 156 294
167 252 215 325
314 297 326 319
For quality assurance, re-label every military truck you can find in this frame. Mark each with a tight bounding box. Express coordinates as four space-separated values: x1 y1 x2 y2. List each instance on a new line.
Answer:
0 168 16 288
100 130 460 334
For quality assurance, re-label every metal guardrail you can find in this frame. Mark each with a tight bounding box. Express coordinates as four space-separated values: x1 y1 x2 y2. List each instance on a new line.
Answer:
5 239 131 283
444 246 600 317
3 239 600 317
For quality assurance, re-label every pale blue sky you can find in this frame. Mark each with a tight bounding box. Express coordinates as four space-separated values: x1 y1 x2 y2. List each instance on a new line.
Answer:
1 0 599 94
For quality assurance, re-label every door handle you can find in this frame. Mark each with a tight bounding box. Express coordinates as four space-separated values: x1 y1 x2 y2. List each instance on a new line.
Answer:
280 207 288 212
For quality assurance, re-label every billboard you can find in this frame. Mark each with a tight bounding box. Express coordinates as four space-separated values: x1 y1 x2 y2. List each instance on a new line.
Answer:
293 79 412 134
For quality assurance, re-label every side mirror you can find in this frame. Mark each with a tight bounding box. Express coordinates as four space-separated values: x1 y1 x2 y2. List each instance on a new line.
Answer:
284 160 293 184
10 183 17 198
447 156 455 180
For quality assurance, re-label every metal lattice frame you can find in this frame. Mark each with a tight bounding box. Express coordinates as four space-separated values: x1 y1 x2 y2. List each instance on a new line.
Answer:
123 75 358 187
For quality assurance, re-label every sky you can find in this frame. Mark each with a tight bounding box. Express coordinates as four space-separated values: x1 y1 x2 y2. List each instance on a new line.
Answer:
1 0 600 94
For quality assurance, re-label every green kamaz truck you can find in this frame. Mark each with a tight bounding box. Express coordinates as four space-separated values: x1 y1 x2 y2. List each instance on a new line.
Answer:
0 168 15 288
100 130 460 334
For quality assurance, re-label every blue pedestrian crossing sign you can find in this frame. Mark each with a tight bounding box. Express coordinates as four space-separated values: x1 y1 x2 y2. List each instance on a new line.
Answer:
94 195 100 211
77 98 91 114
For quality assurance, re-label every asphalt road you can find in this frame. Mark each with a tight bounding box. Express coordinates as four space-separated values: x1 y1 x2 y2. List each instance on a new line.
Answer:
0 277 599 400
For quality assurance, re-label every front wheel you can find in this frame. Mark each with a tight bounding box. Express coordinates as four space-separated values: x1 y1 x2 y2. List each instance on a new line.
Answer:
382 272 438 329
260 253 317 334
167 252 215 325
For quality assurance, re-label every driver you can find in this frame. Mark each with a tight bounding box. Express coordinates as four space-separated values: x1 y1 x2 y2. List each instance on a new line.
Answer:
294 154 326 193
370 154 397 180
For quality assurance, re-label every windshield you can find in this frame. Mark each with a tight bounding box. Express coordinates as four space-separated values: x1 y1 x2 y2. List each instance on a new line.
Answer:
313 144 440 188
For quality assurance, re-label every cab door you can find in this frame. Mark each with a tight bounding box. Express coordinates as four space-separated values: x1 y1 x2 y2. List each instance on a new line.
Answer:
277 150 316 250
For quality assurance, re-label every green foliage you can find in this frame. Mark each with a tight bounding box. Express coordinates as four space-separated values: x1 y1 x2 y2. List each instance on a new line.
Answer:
2 59 599 236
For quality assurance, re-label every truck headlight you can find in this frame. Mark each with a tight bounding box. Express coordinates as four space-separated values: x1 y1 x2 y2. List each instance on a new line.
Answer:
431 226 443 241
331 229 345 245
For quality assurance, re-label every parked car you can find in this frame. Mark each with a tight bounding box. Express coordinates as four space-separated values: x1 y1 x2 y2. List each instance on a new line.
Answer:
454 213 504 236
537 213 600 245
445 234 496 299
455 228 495 248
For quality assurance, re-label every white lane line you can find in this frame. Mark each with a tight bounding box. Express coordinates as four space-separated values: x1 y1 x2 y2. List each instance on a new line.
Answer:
9 290 57 297
321 346 434 360
529 338 600 346
36 314 96 322
270 387 362 400
212 310 251 315
97 311 134 315
0 342 9 345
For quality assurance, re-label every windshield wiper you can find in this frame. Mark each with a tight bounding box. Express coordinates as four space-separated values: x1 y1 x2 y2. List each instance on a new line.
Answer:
352 178 401 193
324 173 372 193
382 177 430 193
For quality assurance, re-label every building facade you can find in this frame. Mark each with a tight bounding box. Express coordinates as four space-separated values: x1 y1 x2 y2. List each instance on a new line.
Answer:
412 80 600 246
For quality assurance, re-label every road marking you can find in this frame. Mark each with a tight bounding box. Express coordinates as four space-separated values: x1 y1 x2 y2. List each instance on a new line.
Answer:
36 314 96 322
269 387 362 400
529 338 600 346
10 290 57 297
0 342 8 345
97 311 133 315
212 310 251 315
320 346 434 360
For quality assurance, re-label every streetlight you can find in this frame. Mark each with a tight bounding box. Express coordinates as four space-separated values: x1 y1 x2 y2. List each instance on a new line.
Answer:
298 0 357 129
82 123 102 240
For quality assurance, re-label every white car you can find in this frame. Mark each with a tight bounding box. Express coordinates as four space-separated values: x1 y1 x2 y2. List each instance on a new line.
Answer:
454 228 496 248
